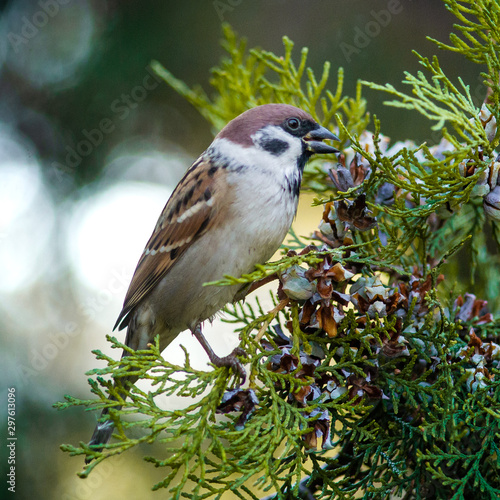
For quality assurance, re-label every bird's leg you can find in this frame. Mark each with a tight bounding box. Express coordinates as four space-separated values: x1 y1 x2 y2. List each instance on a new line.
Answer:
191 324 247 384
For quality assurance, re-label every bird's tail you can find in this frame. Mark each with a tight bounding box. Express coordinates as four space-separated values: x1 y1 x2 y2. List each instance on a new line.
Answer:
86 355 139 462
86 371 139 463
87 405 119 453
86 314 170 462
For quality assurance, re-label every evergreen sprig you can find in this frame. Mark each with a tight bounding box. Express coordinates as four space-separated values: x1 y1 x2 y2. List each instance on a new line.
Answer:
58 2 500 498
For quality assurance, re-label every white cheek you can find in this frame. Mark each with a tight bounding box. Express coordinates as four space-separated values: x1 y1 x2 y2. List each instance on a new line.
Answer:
212 133 303 180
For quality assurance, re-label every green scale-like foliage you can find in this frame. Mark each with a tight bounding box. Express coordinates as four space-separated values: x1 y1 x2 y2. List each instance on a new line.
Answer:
57 2 500 498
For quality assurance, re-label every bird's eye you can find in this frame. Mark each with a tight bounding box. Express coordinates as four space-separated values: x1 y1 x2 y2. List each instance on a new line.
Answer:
286 118 300 131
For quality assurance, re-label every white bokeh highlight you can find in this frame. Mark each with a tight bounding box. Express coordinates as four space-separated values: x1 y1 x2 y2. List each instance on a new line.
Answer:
0 126 55 293
3 0 97 89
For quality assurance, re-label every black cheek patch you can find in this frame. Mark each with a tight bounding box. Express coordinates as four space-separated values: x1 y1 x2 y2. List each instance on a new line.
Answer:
260 137 290 156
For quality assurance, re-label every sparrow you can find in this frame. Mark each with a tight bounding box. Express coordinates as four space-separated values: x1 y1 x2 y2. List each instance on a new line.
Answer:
87 103 339 455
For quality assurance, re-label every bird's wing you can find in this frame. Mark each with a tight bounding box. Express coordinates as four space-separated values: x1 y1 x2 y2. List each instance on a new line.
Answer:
114 156 226 330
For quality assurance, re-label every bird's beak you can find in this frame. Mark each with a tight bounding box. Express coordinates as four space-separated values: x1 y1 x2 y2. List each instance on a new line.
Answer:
304 126 340 154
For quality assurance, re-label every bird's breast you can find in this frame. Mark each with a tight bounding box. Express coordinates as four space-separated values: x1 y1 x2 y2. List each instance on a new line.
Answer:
150 170 299 333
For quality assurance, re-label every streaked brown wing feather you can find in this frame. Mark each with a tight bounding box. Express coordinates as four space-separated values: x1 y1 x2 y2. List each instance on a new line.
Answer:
114 156 224 330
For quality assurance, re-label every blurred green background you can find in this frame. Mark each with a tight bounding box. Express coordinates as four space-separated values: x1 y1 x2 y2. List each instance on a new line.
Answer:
0 1 482 498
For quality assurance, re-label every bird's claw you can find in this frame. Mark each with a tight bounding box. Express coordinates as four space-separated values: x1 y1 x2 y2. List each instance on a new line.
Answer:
212 347 247 384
